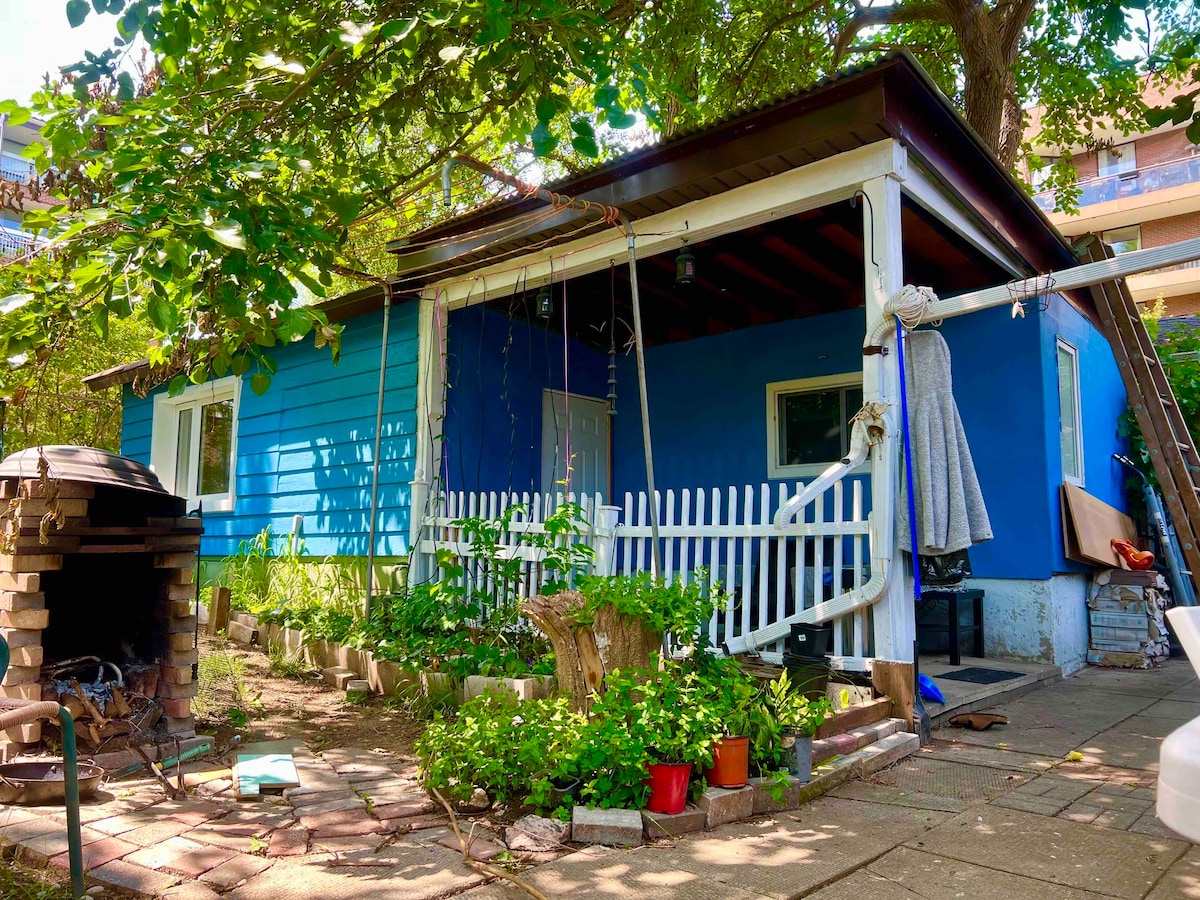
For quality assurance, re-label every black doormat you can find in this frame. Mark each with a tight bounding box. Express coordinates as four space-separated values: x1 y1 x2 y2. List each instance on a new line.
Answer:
936 666 1025 685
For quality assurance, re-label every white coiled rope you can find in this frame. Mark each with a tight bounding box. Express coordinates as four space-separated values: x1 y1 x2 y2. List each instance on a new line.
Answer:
863 284 940 348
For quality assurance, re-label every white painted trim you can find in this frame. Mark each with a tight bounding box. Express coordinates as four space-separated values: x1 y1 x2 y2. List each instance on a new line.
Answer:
1055 337 1085 488
425 140 908 306
901 164 1025 277
409 295 445 565
150 376 240 512
861 173 913 662
765 372 864 479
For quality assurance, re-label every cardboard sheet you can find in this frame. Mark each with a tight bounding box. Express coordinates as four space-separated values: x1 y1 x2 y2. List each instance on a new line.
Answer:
1061 483 1138 568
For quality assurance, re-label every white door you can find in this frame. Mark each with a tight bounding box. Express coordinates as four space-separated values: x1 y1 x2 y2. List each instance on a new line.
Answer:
541 390 610 499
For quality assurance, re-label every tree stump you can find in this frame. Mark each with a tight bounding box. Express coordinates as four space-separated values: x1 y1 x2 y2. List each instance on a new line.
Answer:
522 591 662 712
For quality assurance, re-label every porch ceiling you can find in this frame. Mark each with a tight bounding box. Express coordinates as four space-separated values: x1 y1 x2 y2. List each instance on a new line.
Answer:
484 196 1009 349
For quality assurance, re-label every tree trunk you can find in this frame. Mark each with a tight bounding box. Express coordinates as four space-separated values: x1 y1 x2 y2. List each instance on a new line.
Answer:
522 590 662 713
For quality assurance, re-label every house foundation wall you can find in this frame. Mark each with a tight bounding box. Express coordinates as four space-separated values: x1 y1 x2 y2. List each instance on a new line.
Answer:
970 575 1087 674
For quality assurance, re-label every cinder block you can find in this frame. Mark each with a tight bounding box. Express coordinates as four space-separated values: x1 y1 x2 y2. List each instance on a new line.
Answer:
154 552 197 569
8 645 42 667
158 598 193 617
226 620 256 644
4 721 41 744
1 666 40 686
641 804 708 839
18 479 94 499
696 786 755 828
17 498 88 518
749 775 803 814
322 667 356 690
232 612 259 629
0 628 42 648
157 680 199 700
571 806 643 846
161 698 191 718
168 567 195 585
0 572 39 592
164 715 196 736
158 665 193 685
0 591 44 611
0 608 49 629
0 683 40 701
165 648 199 668
168 633 195 651
167 615 198 635
0 554 61 573
345 680 370 702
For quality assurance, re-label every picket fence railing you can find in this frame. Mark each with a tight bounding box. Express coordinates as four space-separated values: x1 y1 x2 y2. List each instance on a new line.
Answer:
419 480 875 658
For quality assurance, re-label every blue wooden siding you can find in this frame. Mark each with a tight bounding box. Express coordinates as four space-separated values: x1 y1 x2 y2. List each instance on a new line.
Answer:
121 304 420 558
443 304 609 496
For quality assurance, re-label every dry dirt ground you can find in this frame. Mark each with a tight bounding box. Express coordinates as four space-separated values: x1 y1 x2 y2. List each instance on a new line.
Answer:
192 634 426 757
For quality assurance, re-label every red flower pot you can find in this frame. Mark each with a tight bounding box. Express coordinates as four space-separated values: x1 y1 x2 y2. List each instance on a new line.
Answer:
704 736 750 788
646 762 692 814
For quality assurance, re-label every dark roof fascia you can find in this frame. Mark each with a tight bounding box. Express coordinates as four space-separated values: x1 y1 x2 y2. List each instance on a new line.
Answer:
387 57 899 274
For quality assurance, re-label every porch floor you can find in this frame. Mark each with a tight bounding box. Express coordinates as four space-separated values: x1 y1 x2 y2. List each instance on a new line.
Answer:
920 655 1062 727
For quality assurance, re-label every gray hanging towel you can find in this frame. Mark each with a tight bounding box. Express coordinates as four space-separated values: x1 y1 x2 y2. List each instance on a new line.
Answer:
896 329 992 556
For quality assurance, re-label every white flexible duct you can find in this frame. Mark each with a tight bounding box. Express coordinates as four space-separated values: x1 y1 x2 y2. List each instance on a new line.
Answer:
864 284 939 350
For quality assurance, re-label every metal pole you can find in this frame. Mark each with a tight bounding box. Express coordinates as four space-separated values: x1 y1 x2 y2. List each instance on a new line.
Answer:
623 227 663 577
58 708 85 899
365 283 393 617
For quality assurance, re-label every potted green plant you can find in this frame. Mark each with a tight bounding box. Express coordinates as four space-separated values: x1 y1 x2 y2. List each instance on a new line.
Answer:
699 660 757 789
765 672 830 783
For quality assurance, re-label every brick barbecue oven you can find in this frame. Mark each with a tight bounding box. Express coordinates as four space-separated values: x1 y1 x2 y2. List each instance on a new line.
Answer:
0 446 202 758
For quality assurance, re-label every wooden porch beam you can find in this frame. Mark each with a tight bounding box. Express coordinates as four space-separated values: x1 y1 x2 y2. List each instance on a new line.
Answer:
424 140 908 307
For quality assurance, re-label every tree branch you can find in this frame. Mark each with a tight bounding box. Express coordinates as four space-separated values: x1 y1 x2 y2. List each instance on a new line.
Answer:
833 2 949 66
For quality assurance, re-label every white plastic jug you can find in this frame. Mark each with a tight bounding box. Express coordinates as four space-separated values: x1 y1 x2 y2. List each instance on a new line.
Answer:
1158 607 1200 841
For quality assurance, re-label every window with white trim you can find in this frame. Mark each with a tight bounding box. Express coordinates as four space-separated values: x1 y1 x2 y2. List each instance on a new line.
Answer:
1098 143 1136 177
1102 224 1141 255
767 374 863 478
1056 339 1084 486
151 377 239 511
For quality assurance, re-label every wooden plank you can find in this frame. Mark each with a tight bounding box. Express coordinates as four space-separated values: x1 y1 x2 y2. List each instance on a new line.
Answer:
235 753 300 798
1061 483 1137 568
209 586 231 636
871 660 914 732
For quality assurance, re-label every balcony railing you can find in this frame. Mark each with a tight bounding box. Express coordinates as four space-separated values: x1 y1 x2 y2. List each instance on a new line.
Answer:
1035 154 1200 212
0 224 38 259
0 151 37 186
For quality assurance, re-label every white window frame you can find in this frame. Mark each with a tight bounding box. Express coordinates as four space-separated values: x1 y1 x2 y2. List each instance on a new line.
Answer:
1101 224 1141 255
1098 143 1137 177
766 372 864 479
1056 339 1085 487
150 376 240 512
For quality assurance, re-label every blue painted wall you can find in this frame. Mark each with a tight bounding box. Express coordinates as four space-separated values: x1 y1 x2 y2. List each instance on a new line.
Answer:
121 304 421 558
442 304 609 496
1037 294 1130 573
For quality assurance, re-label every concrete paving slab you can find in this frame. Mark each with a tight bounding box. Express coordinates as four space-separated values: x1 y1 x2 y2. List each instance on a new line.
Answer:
1066 663 1194 699
856 756 1031 805
1077 715 1181 772
1140 699 1200 720
1163 682 1200 703
1146 845 1200 898
909 805 1187 898
918 741 1059 773
807 846 1111 900
223 846 486 900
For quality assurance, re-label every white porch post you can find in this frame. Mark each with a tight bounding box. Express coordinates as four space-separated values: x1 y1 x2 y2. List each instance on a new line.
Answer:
408 292 446 584
861 172 916 662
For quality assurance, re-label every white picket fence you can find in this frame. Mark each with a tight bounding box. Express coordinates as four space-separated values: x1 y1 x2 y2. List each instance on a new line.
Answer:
419 481 874 657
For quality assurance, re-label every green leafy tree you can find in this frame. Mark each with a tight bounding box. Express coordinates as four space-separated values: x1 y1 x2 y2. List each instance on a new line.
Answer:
2 0 1197 395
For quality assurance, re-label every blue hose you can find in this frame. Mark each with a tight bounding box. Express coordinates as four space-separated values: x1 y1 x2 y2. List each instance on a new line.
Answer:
895 315 923 602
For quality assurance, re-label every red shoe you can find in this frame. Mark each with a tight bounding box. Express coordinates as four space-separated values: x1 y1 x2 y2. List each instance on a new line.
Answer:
1111 538 1155 570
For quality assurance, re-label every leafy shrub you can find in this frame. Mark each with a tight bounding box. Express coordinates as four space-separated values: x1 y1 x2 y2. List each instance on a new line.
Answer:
417 690 586 809
575 571 722 646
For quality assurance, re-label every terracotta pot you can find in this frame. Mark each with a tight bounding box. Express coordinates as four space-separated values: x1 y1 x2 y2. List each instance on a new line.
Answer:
646 762 692 814
705 735 750 788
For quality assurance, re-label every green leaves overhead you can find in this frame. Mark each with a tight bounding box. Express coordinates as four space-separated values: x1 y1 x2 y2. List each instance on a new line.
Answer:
66 0 90 28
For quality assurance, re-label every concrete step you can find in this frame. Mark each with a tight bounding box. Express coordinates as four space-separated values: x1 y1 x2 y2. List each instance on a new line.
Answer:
856 732 921 777
321 667 357 690
926 666 1061 728
813 717 906 765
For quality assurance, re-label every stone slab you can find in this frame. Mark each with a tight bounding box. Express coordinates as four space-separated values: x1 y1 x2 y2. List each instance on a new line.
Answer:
571 806 643 846
806 845 1111 900
696 785 754 828
909 805 1187 899
223 846 487 900
198 851 274 888
89 858 182 896
227 620 257 644
641 804 708 839
1147 846 1200 899
321 666 356 690
749 775 802 814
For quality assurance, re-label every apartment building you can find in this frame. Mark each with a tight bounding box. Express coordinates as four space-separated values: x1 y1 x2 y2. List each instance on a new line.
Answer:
1025 81 1200 316
0 113 49 258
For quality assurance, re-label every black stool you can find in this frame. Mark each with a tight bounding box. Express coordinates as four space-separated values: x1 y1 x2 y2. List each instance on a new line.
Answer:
919 588 985 665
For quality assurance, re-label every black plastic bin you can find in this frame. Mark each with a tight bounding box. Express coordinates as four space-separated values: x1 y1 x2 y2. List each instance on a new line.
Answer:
789 622 833 658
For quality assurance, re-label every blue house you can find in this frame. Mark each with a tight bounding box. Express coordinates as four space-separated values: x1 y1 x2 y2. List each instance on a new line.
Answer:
89 54 1129 674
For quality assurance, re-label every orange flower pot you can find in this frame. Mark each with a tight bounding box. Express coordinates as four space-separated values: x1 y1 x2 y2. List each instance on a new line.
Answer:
704 736 750 788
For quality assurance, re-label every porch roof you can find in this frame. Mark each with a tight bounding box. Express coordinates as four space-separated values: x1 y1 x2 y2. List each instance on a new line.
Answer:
387 52 1077 293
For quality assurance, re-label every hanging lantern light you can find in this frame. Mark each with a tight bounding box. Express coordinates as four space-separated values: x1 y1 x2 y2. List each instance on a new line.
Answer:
536 285 553 319
675 245 697 286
